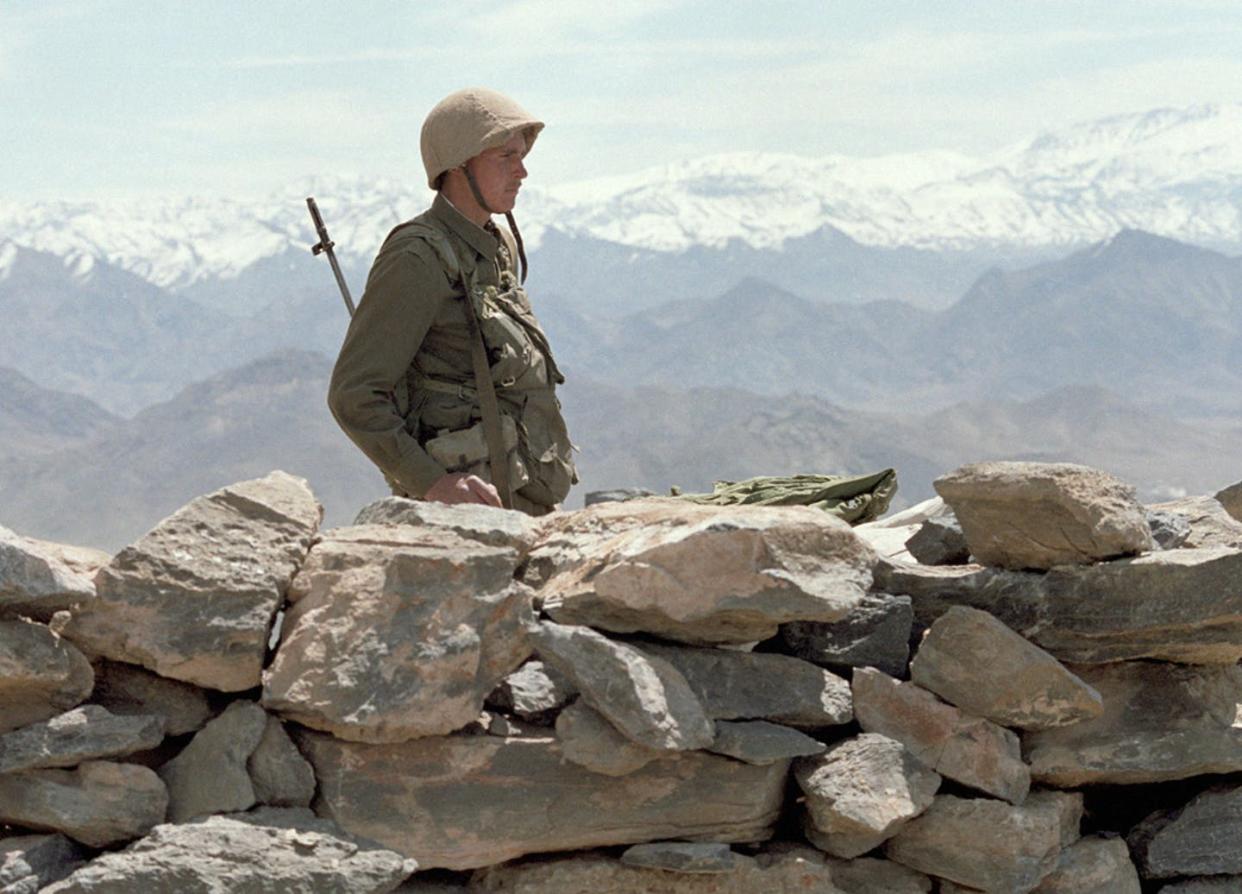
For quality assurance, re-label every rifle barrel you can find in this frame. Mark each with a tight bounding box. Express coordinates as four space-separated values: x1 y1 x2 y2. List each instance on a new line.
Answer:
306 196 356 317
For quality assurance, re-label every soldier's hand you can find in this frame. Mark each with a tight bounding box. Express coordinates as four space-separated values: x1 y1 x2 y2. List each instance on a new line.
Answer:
424 472 503 508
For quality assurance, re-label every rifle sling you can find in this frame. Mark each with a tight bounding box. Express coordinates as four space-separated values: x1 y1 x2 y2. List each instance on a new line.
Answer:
458 279 515 510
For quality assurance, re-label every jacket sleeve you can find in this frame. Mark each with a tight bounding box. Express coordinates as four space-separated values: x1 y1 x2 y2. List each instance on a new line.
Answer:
327 237 452 497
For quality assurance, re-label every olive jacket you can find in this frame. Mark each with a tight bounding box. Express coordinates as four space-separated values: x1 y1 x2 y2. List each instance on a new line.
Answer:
327 194 575 510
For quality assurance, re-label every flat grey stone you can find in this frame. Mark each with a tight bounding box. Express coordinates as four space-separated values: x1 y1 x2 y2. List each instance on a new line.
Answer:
619 842 753 874
822 855 932 893
88 659 212 736
0 705 163 773
884 793 1073 893
637 641 853 728
62 471 321 691
1033 835 1140 893
1150 496 1242 550
0 620 93 734
780 592 913 678
485 660 577 721
1147 509 1192 550
247 714 316 807
555 701 660 776
158 700 267 823
905 517 970 566
852 668 1029 804
0 527 103 622
796 733 940 859
1024 662 1242 786
1128 785 1242 879
297 729 789 871
262 525 534 743
934 461 1153 570
533 622 713 751
584 488 658 506
709 720 825 765
883 548 1242 667
1159 879 1242 893
470 845 843 892
0 761 168 848
0 834 89 894
353 497 540 555
40 807 417 894
532 499 874 645
910 605 1103 730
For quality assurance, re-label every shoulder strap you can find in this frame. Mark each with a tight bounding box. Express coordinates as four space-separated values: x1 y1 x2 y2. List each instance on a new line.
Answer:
399 221 513 509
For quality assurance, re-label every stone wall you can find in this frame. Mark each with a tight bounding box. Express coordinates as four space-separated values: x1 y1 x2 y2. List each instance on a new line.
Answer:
1 462 1240 893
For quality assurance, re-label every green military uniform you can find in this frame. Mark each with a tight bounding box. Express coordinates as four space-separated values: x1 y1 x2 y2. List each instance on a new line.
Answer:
327 193 576 515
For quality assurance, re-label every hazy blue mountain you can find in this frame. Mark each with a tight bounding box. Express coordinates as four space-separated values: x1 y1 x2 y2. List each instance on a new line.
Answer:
0 243 237 415
1 351 1234 552
0 366 120 461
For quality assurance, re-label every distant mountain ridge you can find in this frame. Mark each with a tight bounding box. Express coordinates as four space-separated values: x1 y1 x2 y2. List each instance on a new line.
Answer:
2 104 1242 293
1 350 1234 551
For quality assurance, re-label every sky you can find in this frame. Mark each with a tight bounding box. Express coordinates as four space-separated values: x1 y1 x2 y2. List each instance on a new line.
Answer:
2 0 1242 200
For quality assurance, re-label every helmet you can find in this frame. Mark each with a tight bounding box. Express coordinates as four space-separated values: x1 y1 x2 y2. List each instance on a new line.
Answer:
420 87 544 190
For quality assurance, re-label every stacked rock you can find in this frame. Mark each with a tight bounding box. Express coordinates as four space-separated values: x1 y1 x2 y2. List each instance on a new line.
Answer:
1 461 1240 892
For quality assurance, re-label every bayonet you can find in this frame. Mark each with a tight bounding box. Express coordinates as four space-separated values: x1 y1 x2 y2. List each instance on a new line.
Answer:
306 196 356 316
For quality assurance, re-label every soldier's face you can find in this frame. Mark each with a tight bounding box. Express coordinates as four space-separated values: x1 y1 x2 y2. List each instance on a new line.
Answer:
467 133 529 214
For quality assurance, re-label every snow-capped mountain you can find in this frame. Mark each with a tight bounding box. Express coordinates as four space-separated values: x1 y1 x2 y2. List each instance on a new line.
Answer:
1 104 1241 291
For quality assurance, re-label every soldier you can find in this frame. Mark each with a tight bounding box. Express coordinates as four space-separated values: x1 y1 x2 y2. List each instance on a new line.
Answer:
327 87 576 516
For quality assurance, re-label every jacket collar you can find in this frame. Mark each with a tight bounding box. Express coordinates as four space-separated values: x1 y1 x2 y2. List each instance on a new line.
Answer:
430 193 499 260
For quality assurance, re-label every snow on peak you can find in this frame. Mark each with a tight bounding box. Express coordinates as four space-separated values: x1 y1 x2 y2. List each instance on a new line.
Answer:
0 103 1241 288
0 241 15 280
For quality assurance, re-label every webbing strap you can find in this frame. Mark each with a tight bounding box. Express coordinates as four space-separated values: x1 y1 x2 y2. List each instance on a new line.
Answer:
458 277 514 510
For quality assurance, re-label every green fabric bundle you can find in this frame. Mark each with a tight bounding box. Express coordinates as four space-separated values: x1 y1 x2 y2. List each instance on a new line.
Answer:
671 469 897 525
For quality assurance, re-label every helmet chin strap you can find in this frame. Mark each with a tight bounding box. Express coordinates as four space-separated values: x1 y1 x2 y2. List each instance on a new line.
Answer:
461 162 529 285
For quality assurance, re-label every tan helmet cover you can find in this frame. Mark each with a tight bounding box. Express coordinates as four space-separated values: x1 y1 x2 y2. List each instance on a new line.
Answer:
420 87 544 190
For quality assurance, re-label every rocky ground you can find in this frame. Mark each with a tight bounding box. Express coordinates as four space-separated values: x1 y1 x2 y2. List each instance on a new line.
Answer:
2 462 1241 892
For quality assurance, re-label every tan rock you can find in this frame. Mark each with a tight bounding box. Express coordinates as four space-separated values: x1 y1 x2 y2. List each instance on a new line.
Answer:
0 761 168 848
884 794 1067 893
470 845 846 893
262 524 534 743
158 700 267 823
297 730 788 871
796 733 940 858
354 496 541 554
88 658 212 736
1214 480 1242 522
0 705 163 773
852 667 1030 804
910 606 1103 730
1023 662 1242 786
637 640 853 728
1033 835 1140 893
0 619 94 734
533 622 713 751
934 461 1153 569
0 526 105 621
531 498 874 644
40 807 417 894
62 472 321 691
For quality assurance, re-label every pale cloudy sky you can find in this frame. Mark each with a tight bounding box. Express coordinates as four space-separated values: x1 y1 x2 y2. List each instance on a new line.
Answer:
2 0 1241 199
